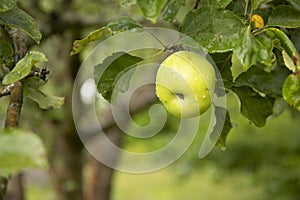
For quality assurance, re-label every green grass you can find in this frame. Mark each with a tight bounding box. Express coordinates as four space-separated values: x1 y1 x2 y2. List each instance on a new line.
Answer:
112 164 263 200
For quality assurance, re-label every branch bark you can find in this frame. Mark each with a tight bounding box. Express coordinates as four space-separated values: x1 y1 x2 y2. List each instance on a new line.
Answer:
1 28 27 200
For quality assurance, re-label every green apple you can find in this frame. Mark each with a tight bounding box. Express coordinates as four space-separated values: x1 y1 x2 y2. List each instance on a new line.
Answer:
155 51 215 118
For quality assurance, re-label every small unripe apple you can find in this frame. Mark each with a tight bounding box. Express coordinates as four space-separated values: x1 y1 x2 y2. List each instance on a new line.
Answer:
155 51 215 118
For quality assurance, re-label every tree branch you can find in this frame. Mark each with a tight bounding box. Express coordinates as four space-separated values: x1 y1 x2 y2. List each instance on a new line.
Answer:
4 29 26 128
0 28 27 200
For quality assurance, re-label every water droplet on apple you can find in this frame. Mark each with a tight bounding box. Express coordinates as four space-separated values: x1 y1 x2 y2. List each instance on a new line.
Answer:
202 95 207 99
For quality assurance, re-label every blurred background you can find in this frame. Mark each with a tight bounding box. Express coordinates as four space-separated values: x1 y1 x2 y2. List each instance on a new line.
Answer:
0 0 299 199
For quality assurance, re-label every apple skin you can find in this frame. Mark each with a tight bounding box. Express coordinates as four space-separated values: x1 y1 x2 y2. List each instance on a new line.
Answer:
155 51 215 118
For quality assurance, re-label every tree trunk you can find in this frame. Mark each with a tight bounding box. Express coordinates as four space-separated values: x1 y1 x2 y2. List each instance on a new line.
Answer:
84 128 122 200
4 175 24 200
48 31 84 200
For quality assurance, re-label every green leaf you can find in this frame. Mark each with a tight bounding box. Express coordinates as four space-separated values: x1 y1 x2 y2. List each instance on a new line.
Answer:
216 108 232 149
235 65 290 97
119 0 136 6
137 0 167 22
0 0 16 12
0 39 14 68
233 26 273 70
0 129 48 176
287 0 300 11
282 50 296 72
291 29 300 53
209 52 233 88
23 78 64 109
180 6 246 53
231 86 274 127
282 73 300 111
209 0 232 8
0 39 13 58
95 52 143 102
231 53 244 80
2 51 47 85
0 8 42 43
71 27 112 55
267 5 300 28
107 17 142 34
162 0 185 22
266 28 299 67
251 0 272 11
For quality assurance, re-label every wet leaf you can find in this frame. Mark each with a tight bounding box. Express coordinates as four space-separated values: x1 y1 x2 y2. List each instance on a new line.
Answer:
2 51 47 85
180 6 246 53
0 8 42 43
233 26 273 70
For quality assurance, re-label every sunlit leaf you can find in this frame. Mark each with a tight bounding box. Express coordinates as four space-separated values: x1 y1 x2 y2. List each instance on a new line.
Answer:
107 17 142 34
0 129 48 176
235 65 290 97
2 51 47 85
251 0 272 11
282 50 296 72
162 0 185 22
231 53 245 80
267 5 300 28
233 26 273 70
95 52 143 102
23 77 64 109
71 27 112 55
209 0 232 8
231 86 274 127
180 6 246 53
0 0 16 12
119 0 136 6
137 0 167 22
282 73 300 111
0 8 42 43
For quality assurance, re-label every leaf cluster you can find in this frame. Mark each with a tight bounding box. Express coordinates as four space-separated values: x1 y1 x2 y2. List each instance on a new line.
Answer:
72 0 300 149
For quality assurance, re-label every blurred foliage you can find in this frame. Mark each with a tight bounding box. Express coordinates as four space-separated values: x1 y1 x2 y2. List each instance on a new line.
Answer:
120 93 300 199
